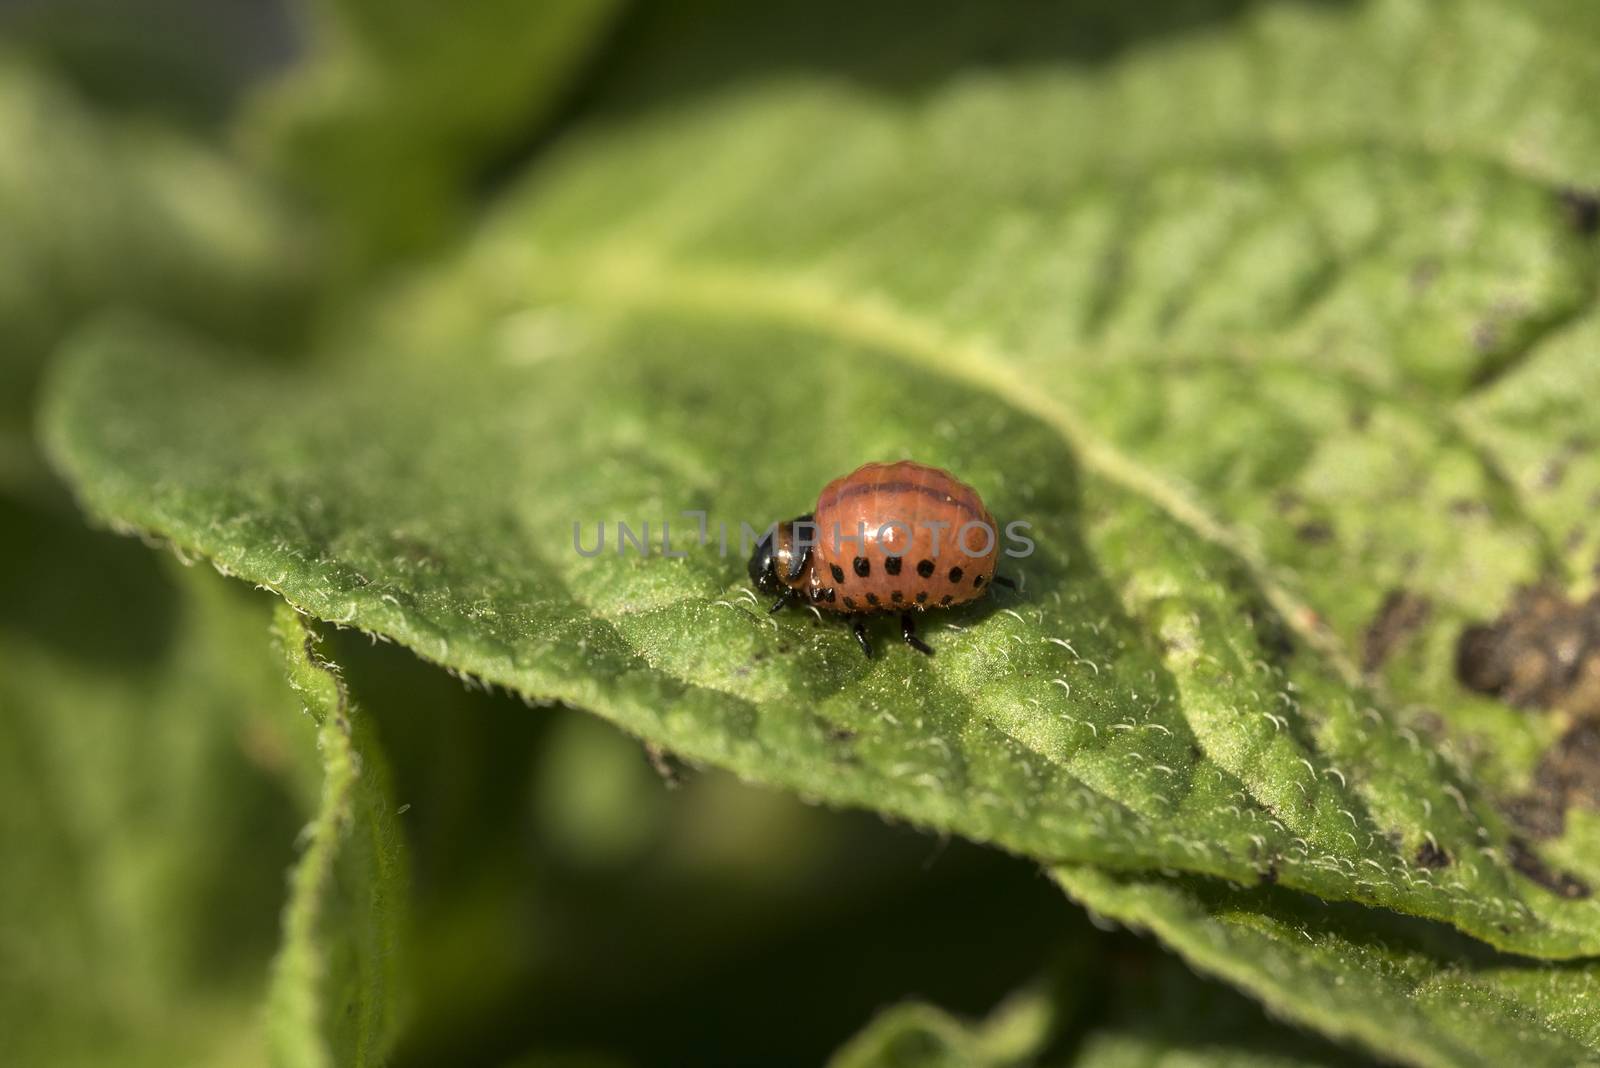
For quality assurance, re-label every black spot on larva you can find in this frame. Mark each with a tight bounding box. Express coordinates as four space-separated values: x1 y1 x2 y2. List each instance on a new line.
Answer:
825 588 836 603
1415 840 1451 869
891 590 903 603
854 556 870 578
973 574 984 588
831 563 845 584
948 566 964 583
916 559 935 578
940 594 953 606
865 592 880 607
842 596 856 611
885 556 902 576
916 592 928 605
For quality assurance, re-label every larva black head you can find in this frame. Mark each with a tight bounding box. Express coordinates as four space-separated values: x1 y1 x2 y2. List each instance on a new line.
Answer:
747 514 813 595
748 527 781 595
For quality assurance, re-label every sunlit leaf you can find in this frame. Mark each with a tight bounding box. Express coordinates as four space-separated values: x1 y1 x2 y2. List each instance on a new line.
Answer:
830 952 1358 1068
33 4 1600 1062
1057 865 1600 1068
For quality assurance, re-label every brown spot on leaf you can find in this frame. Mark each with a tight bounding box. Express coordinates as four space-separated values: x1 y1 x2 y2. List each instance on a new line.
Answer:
1507 721 1600 839
1457 585 1600 716
1504 794 1565 840
1559 187 1600 236
1507 836 1591 898
1470 297 1532 358
1363 589 1432 673
1294 520 1334 545
1537 436 1592 492
1448 498 1491 519
1415 839 1451 869
1464 587 1600 840
1409 708 1446 739
1410 257 1441 294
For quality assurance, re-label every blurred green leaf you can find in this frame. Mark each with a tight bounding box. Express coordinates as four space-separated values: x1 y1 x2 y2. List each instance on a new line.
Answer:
0 0 295 127
0 56 309 497
830 951 1359 1068
249 0 627 271
0 499 305 1066
829 990 1056 1068
1057 865 1600 1068
268 605 408 1068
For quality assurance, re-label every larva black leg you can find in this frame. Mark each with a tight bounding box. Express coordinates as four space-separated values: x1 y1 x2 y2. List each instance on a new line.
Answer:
852 616 874 659
900 613 934 656
769 591 795 614
992 575 1017 590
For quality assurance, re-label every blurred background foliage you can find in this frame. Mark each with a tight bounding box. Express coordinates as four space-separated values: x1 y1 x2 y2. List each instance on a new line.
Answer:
5 0 1584 1065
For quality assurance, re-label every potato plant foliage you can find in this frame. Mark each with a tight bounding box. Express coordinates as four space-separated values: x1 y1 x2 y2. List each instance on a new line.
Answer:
6 1 1600 1065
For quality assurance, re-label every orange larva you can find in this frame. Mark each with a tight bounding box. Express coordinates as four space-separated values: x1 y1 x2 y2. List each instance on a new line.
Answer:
747 460 1013 657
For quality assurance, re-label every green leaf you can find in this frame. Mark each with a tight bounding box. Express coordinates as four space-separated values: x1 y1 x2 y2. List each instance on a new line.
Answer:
0 56 307 497
37 0 1600 964
466 0 1600 808
1458 316 1600 597
1056 865 1600 1068
336 630 1095 1066
830 953 1359 1068
268 603 408 1068
39 295 1599 958
0 0 293 126
0 497 305 1066
828 990 1056 1068
248 0 627 270
1062 970 1355 1068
